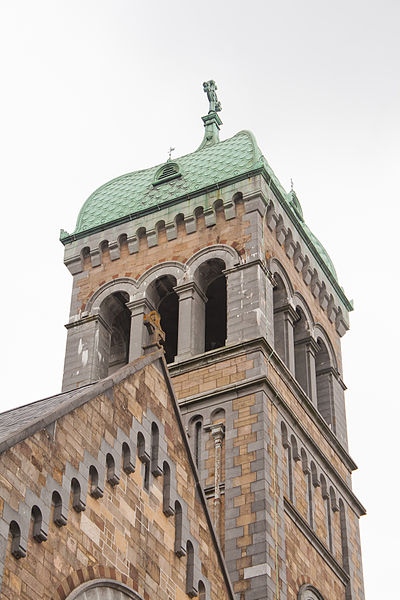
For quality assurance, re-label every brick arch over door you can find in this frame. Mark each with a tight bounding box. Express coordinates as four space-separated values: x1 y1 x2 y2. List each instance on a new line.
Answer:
66 579 143 600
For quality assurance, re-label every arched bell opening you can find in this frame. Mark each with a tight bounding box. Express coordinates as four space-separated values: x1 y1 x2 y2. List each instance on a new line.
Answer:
293 307 312 396
315 337 335 430
148 274 179 364
99 291 131 376
273 274 291 366
196 258 226 352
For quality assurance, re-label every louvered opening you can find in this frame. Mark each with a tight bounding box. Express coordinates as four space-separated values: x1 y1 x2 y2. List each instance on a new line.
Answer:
160 164 178 178
153 161 181 186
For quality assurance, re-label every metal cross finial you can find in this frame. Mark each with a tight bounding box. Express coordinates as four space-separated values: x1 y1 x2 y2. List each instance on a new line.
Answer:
168 146 175 161
203 80 222 113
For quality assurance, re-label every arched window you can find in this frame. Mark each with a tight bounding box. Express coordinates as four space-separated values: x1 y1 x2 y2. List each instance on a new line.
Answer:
320 475 333 552
204 261 227 351
162 461 174 516
151 422 162 476
186 540 197 597
122 442 135 474
189 416 203 469
273 274 292 367
293 307 317 404
339 498 350 574
106 453 120 487
52 490 67 527
99 291 131 376
9 520 26 559
281 422 293 502
315 337 335 429
174 501 185 557
31 505 47 543
137 432 150 490
89 466 103 499
71 478 86 512
148 275 179 364
198 580 206 600
193 257 227 352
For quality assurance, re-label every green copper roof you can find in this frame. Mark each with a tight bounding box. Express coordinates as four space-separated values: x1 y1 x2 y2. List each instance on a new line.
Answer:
71 130 262 236
63 129 338 283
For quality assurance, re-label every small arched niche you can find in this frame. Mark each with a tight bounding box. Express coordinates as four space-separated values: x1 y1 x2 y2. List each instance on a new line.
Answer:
147 274 179 364
99 291 131 376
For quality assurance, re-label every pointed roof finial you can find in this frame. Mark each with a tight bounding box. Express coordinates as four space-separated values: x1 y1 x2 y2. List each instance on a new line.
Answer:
198 80 223 150
290 178 294 192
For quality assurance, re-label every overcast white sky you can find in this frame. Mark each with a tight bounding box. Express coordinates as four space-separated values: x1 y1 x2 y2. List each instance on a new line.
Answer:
1 1 399 597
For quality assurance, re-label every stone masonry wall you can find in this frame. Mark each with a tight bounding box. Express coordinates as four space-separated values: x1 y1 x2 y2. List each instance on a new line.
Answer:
0 360 231 600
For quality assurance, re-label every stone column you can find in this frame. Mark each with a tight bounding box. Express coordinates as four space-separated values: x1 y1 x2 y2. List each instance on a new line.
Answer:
294 336 319 406
174 282 207 359
126 298 155 361
273 304 297 374
210 423 225 542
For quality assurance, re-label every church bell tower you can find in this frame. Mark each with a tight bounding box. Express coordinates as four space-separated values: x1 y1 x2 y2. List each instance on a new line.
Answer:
61 82 365 600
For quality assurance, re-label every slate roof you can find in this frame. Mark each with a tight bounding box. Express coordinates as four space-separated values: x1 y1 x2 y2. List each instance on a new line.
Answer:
0 386 94 451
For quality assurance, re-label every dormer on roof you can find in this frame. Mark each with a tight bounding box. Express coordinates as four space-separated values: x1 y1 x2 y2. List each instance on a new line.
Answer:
153 161 182 186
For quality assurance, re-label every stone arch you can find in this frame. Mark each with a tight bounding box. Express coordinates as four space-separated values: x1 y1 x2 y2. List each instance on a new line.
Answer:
297 584 325 600
136 261 185 292
185 244 240 278
292 293 314 330
269 258 294 298
86 278 138 314
66 579 143 599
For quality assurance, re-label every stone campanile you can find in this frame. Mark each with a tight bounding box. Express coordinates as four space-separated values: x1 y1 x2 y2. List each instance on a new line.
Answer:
61 82 365 600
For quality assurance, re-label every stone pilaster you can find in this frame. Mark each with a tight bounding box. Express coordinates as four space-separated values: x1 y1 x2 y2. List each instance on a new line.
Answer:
174 282 207 359
210 423 225 543
126 298 155 361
